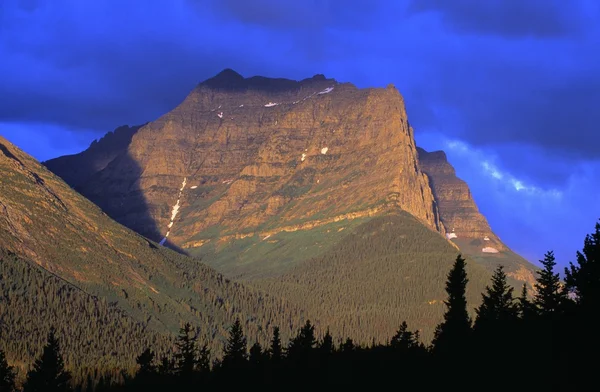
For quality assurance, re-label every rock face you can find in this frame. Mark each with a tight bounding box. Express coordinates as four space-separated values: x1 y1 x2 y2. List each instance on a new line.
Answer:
45 124 142 189
417 147 502 249
42 70 539 342
49 69 445 246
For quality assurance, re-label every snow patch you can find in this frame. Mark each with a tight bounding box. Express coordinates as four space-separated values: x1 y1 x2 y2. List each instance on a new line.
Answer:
160 177 187 246
264 102 279 107
446 232 457 239
483 236 490 241
217 112 223 119
482 247 499 253
262 235 271 241
190 186 198 189
318 87 334 95
321 147 328 154
239 104 244 107
301 153 306 162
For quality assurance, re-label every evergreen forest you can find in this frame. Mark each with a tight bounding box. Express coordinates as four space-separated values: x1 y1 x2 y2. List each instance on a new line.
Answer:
2 221 599 391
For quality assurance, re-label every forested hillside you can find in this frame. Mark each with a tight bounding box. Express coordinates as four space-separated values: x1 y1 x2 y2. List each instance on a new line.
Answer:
0 136 307 379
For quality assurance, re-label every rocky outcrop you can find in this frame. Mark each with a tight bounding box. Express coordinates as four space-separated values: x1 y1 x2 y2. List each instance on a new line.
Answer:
45 124 143 189
417 147 504 251
62 70 445 246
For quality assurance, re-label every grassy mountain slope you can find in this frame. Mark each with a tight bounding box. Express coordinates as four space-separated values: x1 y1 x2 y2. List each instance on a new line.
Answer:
194 212 521 343
0 136 306 371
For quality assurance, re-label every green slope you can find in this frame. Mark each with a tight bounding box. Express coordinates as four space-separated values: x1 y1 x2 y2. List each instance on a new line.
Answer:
196 211 511 343
0 136 306 372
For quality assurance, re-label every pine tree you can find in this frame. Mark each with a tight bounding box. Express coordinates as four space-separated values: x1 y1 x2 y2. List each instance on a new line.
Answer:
534 251 566 316
135 348 156 376
288 320 316 359
391 321 416 351
158 355 175 376
174 323 198 376
249 343 264 366
0 350 16 392
432 255 472 355
269 326 283 363
24 328 72 392
474 265 518 331
565 222 600 308
319 328 334 355
341 338 355 353
222 318 247 368
518 284 535 320
197 344 211 374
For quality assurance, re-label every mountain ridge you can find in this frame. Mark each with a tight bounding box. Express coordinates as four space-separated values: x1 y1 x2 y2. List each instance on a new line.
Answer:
42 69 538 342
0 135 308 373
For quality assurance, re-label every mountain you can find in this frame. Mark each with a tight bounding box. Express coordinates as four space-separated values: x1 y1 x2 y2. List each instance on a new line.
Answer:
44 124 143 189
417 147 537 283
0 136 306 377
45 69 537 341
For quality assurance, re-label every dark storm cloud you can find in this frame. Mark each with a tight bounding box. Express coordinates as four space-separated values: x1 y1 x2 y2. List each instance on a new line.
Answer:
407 0 585 38
198 0 381 31
2 0 600 264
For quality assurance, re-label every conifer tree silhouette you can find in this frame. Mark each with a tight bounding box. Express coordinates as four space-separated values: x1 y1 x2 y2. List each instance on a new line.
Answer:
222 318 247 368
518 284 535 320
0 350 16 392
432 255 471 355
319 328 334 355
534 251 566 316
249 343 264 366
269 326 283 363
565 222 600 308
391 321 416 351
23 328 72 392
288 320 316 360
197 344 211 374
175 323 198 377
474 265 518 331
135 348 156 376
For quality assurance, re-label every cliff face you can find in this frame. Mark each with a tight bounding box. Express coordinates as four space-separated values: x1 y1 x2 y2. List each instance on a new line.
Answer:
67 70 444 246
417 147 503 250
45 124 142 189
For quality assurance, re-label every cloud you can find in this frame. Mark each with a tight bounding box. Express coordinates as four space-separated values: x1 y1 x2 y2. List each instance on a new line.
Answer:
444 139 562 198
418 132 600 267
407 0 588 38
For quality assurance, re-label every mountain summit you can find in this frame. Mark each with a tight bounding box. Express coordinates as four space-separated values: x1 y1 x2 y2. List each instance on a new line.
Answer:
45 70 537 341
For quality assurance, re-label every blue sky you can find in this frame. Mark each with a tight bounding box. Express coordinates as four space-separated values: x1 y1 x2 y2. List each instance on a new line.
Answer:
1 0 599 268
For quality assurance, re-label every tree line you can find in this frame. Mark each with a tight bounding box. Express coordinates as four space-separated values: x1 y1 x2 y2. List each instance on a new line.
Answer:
2 221 599 390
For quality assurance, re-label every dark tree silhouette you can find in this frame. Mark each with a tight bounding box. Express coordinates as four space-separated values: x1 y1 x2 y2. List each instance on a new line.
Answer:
269 326 282 363
319 328 334 356
197 344 211 374
135 348 156 376
341 338 355 353
249 343 264 366
158 355 175 376
432 255 471 355
565 222 600 308
222 318 247 368
23 328 72 392
474 265 518 330
0 350 16 392
534 251 566 316
288 320 316 359
174 323 198 377
391 321 419 352
518 284 535 320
